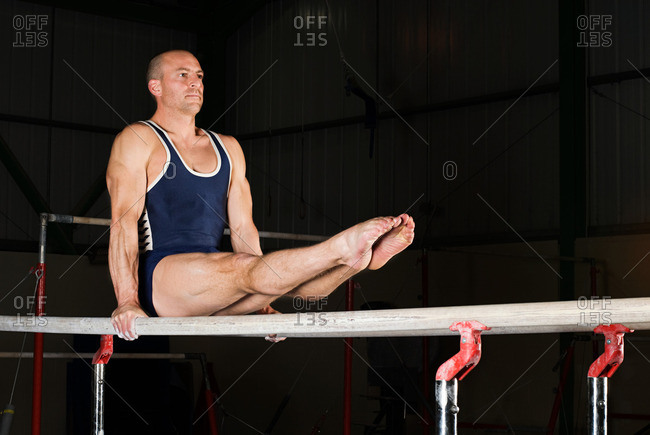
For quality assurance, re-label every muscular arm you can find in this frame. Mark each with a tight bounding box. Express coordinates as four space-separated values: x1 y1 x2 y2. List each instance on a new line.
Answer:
223 136 262 256
106 125 150 340
223 136 281 316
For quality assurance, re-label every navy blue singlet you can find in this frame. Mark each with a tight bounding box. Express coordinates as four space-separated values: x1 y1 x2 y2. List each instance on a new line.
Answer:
137 120 232 316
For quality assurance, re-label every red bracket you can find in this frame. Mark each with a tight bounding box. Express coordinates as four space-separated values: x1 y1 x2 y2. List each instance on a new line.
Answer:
92 335 114 365
588 324 633 378
436 320 491 381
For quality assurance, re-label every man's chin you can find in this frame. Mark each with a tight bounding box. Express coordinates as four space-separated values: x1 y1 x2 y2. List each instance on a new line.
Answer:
180 103 202 116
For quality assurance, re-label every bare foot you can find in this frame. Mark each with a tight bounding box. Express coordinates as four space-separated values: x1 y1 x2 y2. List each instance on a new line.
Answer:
255 305 287 342
256 304 281 315
337 217 400 270
367 214 415 270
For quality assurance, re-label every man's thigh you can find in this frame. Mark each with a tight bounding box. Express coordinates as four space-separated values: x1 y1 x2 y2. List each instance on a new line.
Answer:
150 251 249 316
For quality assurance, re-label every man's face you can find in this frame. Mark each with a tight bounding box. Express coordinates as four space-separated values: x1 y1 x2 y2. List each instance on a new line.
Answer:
155 51 204 115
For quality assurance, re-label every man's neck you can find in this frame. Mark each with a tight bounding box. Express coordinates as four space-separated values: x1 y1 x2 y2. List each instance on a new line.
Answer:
150 108 198 140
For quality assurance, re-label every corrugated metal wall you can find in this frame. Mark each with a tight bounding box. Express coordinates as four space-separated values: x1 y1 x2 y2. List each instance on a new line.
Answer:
2 0 649 248
0 0 196 244
225 0 562 249
589 0 650 228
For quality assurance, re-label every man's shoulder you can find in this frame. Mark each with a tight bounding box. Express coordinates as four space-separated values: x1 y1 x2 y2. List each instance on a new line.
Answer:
204 130 234 144
206 132 243 154
114 122 157 150
116 122 152 139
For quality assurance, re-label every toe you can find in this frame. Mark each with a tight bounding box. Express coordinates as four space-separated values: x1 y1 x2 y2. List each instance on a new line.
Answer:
406 216 414 228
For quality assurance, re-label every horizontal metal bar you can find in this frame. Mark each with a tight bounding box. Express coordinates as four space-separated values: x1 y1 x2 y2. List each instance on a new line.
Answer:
32 0 200 32
1 66 648 145
438 247 599 263
45 213 329 242
250 230 327 242
47 214 110 226
0 352 196 359
0 113 120 135
1 297 649 337
236 67 650 141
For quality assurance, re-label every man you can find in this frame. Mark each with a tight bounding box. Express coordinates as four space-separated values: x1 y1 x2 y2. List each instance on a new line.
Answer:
107 50 415 340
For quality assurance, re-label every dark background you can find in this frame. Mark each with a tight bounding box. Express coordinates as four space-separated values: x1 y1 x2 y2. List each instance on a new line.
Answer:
1 1 650 434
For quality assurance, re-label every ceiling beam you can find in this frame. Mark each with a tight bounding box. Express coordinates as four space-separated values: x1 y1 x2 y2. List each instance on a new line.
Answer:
0 133 75 253
24 0 201 32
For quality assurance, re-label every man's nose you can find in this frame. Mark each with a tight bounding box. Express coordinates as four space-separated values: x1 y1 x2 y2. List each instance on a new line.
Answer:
189 77 202 88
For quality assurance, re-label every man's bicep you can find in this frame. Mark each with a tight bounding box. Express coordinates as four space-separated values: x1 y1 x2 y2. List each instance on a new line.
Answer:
223 135 253 224
106 132 148 222
227 176 254 229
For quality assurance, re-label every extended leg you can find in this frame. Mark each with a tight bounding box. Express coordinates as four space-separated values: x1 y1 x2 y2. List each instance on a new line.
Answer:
151 217 401 316
213 216 415 316
214 265 354 316
289 214 414 298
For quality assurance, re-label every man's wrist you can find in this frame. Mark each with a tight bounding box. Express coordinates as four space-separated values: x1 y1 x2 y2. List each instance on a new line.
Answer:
116 297 140 308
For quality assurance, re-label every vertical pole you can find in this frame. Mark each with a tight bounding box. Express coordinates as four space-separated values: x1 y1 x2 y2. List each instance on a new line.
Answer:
199 354 219 435
31 213 48 435
559 0 587 432
195 3 226 133
343 279 354 435
590 261 599 360
92 335 113 435
587 325 630 435
546 342 575 434
0 404 15 435
588 377 607 435
434 379 458 435
92 364 105 435
434 321 488 435
421 249 431 434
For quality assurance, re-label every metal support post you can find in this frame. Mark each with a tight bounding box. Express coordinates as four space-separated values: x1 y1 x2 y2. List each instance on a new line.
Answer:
588 377 607 435
31 213 48 435
587 324 632 435
343 279 354 435
434 379 458 434
435 320 490 435
92 335 114 435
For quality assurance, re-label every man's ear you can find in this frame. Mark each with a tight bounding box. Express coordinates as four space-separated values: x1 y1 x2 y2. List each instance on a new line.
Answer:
148 79 162 97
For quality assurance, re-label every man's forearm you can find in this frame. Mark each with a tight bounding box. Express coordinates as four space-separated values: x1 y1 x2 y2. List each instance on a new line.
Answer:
231 222 262 256
108 221 141 306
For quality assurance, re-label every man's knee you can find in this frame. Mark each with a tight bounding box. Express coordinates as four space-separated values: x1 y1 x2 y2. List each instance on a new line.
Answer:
228 253 293 296
221 252 258 289
221 253 281 295
210 252 294 296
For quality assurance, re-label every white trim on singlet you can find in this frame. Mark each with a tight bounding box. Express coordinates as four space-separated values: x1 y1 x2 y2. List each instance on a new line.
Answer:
139 120 172 193
146 120 221 178
202 129 233 197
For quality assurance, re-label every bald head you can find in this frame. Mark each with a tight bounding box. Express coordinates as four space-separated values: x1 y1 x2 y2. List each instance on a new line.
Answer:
146 50 197 82
146 50 204 114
